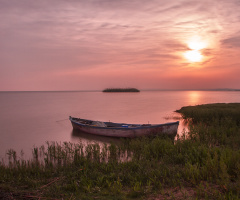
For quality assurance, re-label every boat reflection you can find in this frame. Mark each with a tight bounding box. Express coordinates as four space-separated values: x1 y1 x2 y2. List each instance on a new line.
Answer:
71 129 122 145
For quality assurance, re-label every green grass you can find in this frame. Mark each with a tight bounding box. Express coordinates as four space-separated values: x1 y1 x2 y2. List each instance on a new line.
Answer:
1 103 240 199
176 103 240 125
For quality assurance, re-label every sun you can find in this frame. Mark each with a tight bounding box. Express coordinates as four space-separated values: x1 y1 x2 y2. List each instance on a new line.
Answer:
188 40 206 51
183 36 207 63
184 50 203 62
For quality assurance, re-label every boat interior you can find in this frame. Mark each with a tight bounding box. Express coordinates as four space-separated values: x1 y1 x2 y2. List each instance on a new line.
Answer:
71 117 150 128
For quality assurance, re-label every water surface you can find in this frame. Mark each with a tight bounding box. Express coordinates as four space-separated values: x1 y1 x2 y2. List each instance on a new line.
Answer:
0 90 240 159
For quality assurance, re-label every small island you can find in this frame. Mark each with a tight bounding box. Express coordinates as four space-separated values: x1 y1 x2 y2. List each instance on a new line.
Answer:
102 88 140 92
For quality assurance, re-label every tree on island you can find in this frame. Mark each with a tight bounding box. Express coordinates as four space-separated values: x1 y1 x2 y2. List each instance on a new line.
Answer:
102 88 140 92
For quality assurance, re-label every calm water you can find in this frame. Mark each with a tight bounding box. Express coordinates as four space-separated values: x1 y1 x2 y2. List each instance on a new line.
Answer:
0 90 240 159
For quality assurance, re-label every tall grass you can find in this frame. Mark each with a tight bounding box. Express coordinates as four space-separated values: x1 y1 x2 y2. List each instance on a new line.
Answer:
1 103 240 199
176 103 240 125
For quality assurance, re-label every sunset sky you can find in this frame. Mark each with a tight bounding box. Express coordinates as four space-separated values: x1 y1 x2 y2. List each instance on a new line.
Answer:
1 0 240 91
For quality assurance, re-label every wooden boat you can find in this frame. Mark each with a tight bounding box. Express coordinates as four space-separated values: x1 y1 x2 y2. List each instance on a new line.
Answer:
69 116 179 138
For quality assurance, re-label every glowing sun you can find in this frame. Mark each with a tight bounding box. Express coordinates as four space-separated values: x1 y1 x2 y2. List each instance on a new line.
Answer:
184 50 202 62
188 40 206 50
184 37 207 63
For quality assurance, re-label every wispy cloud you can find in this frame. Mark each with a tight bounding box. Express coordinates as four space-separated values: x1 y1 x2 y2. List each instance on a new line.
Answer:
221 35 240 48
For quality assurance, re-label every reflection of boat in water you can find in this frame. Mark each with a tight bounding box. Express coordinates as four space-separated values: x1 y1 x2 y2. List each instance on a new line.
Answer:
71 129 121 144
69 116 179 138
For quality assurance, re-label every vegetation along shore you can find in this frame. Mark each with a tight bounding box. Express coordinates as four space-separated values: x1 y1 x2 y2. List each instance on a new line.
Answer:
102 88 140 92
0 103 240 199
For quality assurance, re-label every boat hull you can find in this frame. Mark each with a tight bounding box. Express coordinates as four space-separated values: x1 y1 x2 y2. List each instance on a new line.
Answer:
70 117 179 138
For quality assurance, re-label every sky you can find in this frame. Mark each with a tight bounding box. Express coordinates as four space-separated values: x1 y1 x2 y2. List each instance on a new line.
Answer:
1 0 240 91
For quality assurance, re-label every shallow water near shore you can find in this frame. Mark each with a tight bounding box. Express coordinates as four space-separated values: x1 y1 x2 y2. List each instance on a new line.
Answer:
0 90 240 160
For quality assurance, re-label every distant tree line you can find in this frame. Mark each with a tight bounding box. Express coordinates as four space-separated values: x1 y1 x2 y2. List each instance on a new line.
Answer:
102 88 140 92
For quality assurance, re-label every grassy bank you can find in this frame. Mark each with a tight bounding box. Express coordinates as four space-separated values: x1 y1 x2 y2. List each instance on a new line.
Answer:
1 103 240 199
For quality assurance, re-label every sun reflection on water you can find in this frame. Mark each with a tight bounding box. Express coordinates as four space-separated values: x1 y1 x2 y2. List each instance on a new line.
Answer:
188 91 201 105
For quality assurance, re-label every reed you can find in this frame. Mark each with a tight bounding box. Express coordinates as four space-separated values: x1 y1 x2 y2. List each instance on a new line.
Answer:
0 103 240 199
176 103 240 125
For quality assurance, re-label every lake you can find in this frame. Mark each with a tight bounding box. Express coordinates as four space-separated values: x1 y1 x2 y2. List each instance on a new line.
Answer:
0 90 240 160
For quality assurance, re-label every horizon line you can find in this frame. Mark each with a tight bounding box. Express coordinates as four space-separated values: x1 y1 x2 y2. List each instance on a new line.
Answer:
1 88 240 92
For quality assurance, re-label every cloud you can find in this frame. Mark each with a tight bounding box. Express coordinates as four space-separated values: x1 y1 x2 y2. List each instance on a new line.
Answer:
221 35 240 48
